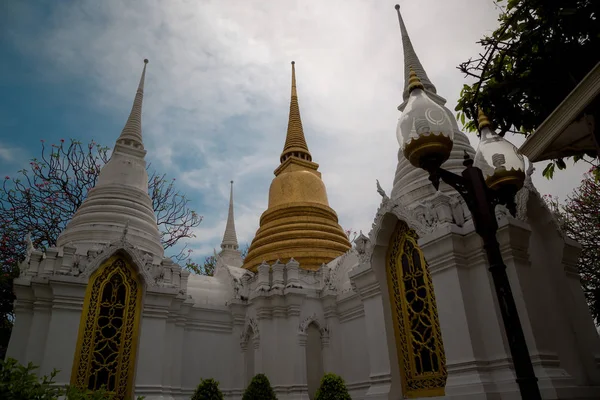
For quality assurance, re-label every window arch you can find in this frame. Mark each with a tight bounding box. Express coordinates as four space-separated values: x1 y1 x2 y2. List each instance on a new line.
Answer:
386 220 447 397
71 254 143 399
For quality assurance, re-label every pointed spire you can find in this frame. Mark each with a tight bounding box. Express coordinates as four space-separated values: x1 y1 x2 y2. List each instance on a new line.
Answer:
56 59 163 257
395 5 437 102
221 180 239 251
280 61 312 164
478 108 492 130
116 59 148 152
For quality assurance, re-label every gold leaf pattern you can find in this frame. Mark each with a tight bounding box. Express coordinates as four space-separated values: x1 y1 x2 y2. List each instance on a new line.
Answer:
386 221 447 397
71 256 142 400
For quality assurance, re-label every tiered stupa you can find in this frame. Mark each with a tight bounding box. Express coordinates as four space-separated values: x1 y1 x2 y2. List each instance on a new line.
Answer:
242 62 351 271
56 59 163 258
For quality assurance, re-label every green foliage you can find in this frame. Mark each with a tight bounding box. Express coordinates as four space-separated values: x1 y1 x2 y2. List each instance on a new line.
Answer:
315 373 351 400
242 373 277 400
0 358 61 399
456 0 599 175
191 378 224 400
0 357 144 400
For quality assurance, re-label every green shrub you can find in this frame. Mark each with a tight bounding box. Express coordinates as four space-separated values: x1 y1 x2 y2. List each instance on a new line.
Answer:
242 373 277 400
0 358 61 399
315 373 351 400
191 378 223 400
0 357 143 400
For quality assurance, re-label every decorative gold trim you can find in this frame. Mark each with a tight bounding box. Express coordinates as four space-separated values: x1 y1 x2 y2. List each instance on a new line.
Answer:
386 221 447 398
478 108 492 130
71 254 143 400
408 68 424 93
486 168 526 191
403 132 453 169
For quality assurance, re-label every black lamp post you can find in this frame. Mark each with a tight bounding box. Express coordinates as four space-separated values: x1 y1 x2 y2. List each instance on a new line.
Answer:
397 70 542 400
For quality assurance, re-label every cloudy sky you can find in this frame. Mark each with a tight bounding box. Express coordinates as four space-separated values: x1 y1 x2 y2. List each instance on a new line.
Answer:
0 0 590 263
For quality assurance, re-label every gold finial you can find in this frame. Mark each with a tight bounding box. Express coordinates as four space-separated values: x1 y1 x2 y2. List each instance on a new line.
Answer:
478 108 492 130
408 68 424 93
291 61 297 98
280 61 312 164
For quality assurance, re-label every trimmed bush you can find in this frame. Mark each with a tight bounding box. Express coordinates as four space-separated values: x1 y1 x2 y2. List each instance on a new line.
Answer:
0 357 143 400
315 373 351 400
242 373 277 400
191 378 224 400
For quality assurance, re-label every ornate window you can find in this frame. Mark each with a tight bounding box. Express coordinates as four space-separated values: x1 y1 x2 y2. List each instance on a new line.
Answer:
71 255 143 400
386 221 447 398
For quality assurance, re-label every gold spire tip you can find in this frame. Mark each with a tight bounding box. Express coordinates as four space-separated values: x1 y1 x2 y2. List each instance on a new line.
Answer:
144 59 149 64
408 68 424 93
478 108 492 130
395 4 400 10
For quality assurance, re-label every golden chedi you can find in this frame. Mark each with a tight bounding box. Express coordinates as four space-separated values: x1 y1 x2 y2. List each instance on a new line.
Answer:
243 62 351 272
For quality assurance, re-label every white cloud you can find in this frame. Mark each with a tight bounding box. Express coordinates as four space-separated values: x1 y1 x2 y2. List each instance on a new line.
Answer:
0 145 14 163
8 0 588 259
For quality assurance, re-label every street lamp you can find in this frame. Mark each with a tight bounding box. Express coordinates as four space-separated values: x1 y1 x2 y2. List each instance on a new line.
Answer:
397 69 542 400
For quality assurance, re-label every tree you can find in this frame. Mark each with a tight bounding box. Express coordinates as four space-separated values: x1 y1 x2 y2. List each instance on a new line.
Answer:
242 374 277 400
0 138 202 356
545 167 600 324
455 0 600 178
315 373 351 400
191 378 224 400
344 228 358 244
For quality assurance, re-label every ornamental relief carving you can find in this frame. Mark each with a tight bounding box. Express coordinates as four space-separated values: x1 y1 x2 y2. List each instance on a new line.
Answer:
298 313 329 338
79 240 156 287
369 198 430 252
240 317 260 343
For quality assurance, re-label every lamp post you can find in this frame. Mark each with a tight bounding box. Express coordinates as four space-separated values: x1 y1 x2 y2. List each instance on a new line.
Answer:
397 69 542 400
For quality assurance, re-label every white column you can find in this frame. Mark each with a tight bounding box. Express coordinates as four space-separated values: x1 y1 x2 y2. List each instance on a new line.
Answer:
253 336 262 375
25 281 53 370
294 333 309 400
321 294 339 374
496 220 577 393
5 283 35 363
171 298 192 396
420 224 501 396
134 289 175 400
284 291 306 400
40 278 86 384
229 300 247 393
349 264 392 400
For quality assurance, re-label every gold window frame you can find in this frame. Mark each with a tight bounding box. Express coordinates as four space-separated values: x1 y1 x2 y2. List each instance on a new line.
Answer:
386 220 447 398
71 254 143 399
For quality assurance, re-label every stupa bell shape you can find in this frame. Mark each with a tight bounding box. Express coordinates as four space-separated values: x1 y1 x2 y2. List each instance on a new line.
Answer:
56 60 163 257
391 5 475 205
242 62 351 272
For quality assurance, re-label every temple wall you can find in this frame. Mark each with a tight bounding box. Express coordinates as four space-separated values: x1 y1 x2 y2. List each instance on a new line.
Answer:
336 292 371 399
178 306 234 396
